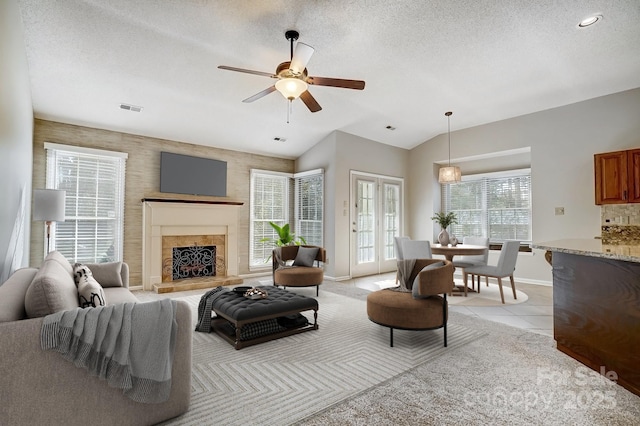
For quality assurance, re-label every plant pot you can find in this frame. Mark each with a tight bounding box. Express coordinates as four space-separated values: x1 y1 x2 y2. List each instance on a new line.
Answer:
438 229 450 246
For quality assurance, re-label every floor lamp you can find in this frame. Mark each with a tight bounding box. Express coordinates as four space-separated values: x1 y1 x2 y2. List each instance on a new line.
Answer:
33 189 66 254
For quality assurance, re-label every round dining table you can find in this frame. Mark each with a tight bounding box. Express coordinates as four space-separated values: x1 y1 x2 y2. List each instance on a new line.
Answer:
430 244 487 262
431 244 488 296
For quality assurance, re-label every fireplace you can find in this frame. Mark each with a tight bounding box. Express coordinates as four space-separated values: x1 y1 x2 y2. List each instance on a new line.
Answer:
142 198 243 291
172 244 215 279
161 234 226 282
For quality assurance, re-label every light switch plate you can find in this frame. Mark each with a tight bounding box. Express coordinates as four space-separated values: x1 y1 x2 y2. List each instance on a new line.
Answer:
555 207 565 216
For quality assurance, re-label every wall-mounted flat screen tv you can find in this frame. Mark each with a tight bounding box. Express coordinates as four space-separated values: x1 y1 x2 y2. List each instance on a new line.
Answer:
160 152 227 197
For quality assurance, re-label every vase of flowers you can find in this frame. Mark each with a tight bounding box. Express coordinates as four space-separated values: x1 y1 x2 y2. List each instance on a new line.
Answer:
431 212 458 246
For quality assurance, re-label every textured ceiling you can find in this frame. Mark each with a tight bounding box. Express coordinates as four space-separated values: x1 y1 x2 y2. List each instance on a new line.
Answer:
18 0 640 159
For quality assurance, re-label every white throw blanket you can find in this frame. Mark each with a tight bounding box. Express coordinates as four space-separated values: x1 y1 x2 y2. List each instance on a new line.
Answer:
41 299 177 403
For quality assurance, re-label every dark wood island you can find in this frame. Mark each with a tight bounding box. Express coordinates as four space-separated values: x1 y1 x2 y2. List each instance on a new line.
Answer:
532 239 640 397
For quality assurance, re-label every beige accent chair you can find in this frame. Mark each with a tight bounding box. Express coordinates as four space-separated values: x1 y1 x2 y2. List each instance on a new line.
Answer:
464 240 520 304
272 245 326 296
367 259 454 347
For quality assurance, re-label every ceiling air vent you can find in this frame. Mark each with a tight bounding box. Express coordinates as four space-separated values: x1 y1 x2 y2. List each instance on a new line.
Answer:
120 103 143 112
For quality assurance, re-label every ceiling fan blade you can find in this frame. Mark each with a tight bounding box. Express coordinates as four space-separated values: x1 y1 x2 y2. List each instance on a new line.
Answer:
242 86 277 103
289 42 315 75
299 90 322 113
218 65 277 78
307 76 365 90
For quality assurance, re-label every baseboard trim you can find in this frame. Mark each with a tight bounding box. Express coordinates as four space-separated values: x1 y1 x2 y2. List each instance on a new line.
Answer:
323 275 351 282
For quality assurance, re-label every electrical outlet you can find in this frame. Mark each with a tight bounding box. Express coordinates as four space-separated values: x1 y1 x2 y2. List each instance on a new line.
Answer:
555 207 565 216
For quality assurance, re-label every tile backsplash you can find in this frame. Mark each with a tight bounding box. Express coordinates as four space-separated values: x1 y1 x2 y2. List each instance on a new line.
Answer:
601 204 640 244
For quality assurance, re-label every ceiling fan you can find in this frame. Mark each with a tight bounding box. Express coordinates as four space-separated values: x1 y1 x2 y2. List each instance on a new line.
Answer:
218 30 365 113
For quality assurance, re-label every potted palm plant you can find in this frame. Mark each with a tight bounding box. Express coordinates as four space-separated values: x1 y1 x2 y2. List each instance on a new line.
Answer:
260 222 307 263
260 222 307 247
431 212 457 246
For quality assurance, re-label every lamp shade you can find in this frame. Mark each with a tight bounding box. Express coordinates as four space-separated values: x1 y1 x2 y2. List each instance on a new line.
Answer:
33 189 66 222
275 77 308 100
438 166 462 184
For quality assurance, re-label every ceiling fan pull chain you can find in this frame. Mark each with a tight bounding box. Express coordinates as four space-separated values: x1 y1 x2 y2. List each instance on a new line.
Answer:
287 99 291 124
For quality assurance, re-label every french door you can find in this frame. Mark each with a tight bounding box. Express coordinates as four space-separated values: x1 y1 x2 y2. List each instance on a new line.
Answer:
350 172 403 277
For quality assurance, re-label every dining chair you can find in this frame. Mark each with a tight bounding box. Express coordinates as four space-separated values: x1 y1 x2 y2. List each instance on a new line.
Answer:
393 236 410 283
463 240 520 304
394 236 410 261
452 236 489 292
402 240 433 260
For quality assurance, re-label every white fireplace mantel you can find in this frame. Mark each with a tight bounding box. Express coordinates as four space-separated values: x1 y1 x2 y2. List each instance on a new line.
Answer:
142 199 242 291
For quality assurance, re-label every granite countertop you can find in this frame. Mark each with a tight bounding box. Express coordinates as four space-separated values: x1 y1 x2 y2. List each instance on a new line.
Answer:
531 238 640 263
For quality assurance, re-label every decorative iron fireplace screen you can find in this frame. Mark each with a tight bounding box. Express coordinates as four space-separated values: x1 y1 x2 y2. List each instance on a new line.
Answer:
172 245 216 280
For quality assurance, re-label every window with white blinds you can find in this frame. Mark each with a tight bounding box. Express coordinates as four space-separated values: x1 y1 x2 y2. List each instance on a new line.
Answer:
442 169 531 243
295 171 323 247
250 169 324 268
45 143 127 263
250 170 290 267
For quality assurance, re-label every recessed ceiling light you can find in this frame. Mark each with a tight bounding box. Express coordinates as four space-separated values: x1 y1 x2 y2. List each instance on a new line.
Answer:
578 14 602 28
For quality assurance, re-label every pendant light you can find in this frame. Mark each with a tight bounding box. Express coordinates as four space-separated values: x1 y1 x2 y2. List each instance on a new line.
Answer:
438 111 462 184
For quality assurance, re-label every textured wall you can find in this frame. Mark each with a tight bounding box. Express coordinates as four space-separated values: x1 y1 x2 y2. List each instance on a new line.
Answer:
0 0 34 283
31 119 294 284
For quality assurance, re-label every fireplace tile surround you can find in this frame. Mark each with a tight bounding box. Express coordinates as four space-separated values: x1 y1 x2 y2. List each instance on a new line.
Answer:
142 198 243 292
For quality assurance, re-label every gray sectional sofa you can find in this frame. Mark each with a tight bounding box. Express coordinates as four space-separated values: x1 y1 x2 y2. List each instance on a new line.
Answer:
0 251 192 426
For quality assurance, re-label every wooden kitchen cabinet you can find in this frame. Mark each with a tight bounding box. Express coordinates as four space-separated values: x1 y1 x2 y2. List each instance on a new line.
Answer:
594 148 640 204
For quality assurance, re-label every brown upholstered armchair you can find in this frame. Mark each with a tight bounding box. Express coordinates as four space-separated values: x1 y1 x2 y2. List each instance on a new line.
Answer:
272 245 326 296
367 259 454 347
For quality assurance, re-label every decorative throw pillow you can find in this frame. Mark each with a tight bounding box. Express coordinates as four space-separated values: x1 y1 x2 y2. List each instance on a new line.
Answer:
412 261 445 299
293 246 319 267
73 263 107 308
44 250 74 276
84 261 123 288
25 257 79 318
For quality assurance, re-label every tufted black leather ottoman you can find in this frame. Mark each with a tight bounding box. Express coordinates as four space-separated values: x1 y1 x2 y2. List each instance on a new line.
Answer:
210 286 318 349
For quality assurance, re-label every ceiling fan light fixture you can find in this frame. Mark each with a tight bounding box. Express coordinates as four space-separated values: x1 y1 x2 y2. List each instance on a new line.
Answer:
275 78 308 100
289 42 314 75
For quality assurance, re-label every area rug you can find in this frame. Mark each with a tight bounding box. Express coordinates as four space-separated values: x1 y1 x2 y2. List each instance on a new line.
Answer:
292 285 640 426
140 281 640 425
158 289 486 426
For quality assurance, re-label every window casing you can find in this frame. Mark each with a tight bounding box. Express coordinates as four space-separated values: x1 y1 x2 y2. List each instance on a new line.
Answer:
250 169 324 268
442 169 531 244
295 171 323 247
250 170 289 268
45 143 127 263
